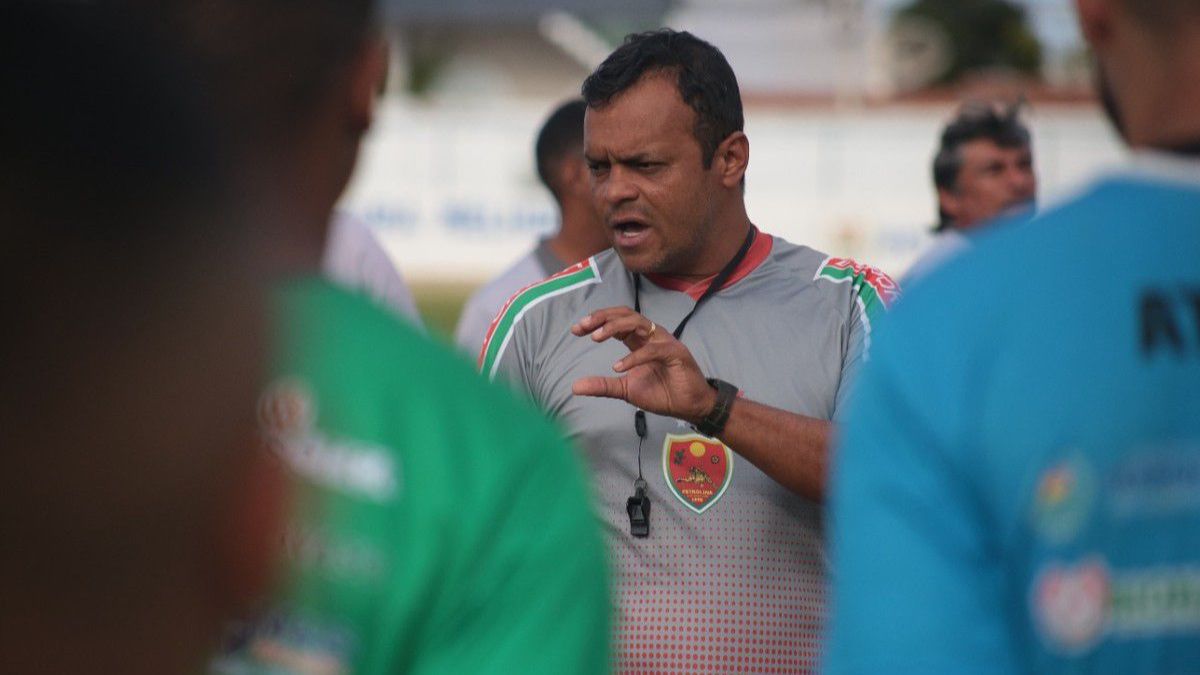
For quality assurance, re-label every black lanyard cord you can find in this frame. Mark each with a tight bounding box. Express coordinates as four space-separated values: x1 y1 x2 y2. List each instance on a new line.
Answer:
628 225 757 486
624 225 757 538
634 410 647 480
632 225 757 341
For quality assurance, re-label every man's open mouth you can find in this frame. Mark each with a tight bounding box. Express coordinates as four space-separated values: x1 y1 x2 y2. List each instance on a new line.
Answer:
612 219 651 246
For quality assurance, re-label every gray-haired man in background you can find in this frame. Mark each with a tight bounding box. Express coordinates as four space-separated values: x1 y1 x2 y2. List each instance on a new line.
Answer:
906 101 1038 282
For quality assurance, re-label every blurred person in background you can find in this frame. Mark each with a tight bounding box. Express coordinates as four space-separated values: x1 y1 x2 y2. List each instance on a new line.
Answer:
455 98 609 356
324 209 423 325
135 2 611 673
905 101 1038 283
828 0 1200 671
483 29 898 673
0 4 283 674
322 42 423 326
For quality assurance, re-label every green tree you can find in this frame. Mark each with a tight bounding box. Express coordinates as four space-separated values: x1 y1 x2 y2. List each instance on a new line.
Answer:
893 0 1043 85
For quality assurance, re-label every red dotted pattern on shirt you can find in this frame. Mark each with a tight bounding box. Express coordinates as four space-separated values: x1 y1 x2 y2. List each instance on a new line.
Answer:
606 495 825 674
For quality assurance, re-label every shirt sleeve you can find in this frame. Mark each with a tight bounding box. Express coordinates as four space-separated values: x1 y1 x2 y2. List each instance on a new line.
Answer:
369 262 422 326
832 265 900 420
322 212 424 329
832 299 869 420
479 297 539 401
409 421 611 675
351 228 423 327
825 321 1016 675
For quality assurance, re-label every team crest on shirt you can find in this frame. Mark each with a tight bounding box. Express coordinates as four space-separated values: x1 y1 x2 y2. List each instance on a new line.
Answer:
662 433 733 513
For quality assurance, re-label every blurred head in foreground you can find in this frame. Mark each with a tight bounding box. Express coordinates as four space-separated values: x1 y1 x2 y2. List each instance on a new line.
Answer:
143 0 387 272
1078 0 1200 148
0 4 282 673
932 101 1037 232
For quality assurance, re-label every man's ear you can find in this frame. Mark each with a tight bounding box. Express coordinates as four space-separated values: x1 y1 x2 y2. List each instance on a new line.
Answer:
715 131 749 189
348 37 389 134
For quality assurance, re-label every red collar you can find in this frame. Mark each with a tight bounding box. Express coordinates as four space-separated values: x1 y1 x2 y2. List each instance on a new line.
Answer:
643 230 773 300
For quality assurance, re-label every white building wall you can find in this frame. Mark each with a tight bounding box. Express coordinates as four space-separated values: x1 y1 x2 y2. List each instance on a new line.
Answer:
340 98 1125 282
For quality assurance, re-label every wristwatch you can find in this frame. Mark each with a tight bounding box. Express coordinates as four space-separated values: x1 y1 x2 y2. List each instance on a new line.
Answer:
695 378 737 438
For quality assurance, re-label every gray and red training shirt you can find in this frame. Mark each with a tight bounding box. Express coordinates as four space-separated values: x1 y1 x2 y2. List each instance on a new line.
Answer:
482 230 898 673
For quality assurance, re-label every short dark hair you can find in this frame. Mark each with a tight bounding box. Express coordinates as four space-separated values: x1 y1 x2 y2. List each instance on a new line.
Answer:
535 99 587 199
582 29 743 168
932 101 1031 229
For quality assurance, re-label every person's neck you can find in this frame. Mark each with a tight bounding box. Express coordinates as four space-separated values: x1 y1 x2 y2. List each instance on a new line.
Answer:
546 199 610 266
664 210 754 282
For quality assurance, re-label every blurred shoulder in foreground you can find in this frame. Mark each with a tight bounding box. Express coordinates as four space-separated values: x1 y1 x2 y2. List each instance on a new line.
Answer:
830 0 1200 669
213 278 611 675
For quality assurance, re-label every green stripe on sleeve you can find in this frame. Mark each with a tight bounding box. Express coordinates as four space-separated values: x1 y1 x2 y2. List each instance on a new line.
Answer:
480 263 599 380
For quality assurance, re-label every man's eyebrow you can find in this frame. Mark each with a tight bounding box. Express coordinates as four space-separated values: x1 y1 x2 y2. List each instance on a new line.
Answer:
614 153 653 164
583 152 655 165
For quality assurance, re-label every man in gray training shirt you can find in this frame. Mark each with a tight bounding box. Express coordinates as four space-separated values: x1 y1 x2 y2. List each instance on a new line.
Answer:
481 30 898 674
455 99 609 356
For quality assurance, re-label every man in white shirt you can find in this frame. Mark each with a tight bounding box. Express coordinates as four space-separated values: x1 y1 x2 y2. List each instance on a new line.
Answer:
323 210 422 326
455 99 609 356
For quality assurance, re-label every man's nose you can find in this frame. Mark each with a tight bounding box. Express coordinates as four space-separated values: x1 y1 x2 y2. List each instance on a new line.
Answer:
598 166 639 208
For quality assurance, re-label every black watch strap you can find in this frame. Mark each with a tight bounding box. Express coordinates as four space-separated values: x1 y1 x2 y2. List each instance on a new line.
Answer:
696 378 737 438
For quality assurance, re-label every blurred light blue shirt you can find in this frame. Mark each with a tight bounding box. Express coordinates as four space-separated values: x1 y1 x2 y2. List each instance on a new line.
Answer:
828 154 1200 674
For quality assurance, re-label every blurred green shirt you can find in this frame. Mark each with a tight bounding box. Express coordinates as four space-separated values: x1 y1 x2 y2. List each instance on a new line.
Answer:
214 278 610 675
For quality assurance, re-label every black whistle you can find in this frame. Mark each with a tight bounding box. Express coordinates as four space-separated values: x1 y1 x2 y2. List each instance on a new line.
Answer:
627 477 650 538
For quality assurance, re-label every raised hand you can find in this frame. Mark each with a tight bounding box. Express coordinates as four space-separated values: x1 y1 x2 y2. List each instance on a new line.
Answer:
570 306 716 424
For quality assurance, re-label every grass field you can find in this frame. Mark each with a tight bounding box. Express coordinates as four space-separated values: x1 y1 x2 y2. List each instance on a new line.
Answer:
410 281 478 341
